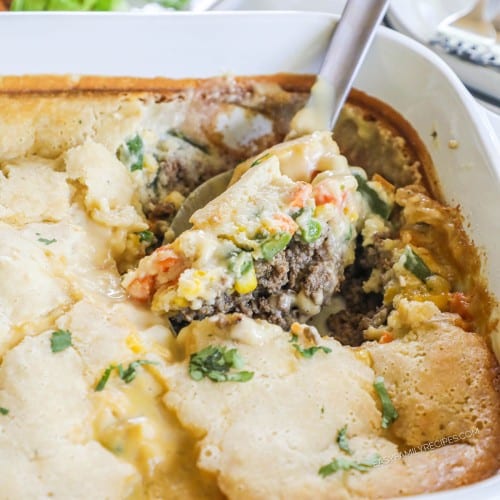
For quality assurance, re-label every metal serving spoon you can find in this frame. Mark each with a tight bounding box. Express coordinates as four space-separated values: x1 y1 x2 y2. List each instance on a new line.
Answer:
169 0 389 335
170 0 389 237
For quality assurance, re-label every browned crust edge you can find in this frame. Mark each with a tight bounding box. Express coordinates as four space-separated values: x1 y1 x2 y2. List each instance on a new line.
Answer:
0 73 313 94
0 73 438 194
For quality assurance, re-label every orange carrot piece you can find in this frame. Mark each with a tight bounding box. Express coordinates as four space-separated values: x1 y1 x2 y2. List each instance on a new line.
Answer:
289 182 312 208
379 332 394 344
127 275 155 302
448 292 473 321
313 183 338 206
272 213 298 234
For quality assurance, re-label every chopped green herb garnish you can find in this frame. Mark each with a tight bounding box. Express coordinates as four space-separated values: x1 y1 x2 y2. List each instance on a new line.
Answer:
127 135 144 171
292 343 332 359
320 406 325 414
336 425 352 455
189 345 254 383
169 130 209 153
289 334 299 343
318 454 381 478
118 360 158 384
95 359 157 391
118 135 144 172
373 376 399 428
137 230 155 244
301 218 322 243
250 153 271 167
353 174 392 219
50 330 72 353
38 237 56 245
0 407 9 415
403 246 433 282
261 232 292 261
95 365 114 392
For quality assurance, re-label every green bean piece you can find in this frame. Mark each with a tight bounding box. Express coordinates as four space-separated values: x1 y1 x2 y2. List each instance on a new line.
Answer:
261 232 292 261
301 218 322 243
403 246 433 282
354 174 392 219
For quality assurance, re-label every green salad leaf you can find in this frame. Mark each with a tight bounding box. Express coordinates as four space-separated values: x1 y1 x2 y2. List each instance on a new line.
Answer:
10 0 187 10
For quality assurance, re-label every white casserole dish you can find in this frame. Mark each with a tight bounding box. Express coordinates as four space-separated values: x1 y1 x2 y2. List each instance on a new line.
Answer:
0 12 498 499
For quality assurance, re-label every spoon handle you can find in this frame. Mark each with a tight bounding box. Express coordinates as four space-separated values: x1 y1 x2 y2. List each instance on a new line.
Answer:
290 0 389 136
322 0 389 128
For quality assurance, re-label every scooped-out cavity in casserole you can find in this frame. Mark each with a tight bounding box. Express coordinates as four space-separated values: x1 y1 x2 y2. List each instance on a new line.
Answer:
0 74 498 499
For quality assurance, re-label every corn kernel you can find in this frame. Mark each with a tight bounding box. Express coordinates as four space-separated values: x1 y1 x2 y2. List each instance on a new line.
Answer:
178 270 210 301
172 296 189 308
143 153 158 173
354 349 373 367
425 275 451 294
164 190 185 209
126 333 144 354
409 293 449 310
234 266 257 294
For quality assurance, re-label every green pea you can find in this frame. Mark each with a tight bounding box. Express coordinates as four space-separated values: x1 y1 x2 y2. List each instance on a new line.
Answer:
301 218 322 243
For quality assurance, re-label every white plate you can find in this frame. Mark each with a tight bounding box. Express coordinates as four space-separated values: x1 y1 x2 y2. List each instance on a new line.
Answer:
0 12 499 498
387 0 500 102
207 0 500 134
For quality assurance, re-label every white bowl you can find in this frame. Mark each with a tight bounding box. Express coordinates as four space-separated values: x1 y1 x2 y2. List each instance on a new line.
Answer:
0 12 498 499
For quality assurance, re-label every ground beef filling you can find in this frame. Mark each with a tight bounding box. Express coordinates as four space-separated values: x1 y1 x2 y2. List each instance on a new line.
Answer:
170 227 344 332
326 237 392 346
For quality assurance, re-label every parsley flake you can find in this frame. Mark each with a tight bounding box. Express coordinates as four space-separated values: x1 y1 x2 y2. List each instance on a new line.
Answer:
50 330 72 353
189 345 254 383
118 360 158 384
137 230 154 244
336 425 352 455
0 407 9 415
95 365 115 392
250 153 271 167
318 454 381 478
36 233 56 245
292 343 332 359
373 376 399 428
169 130 209 153
95 360 157 391
118 135 144 172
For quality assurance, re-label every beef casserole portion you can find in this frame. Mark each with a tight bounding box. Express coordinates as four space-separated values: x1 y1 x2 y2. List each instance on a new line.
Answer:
0 74 498 499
